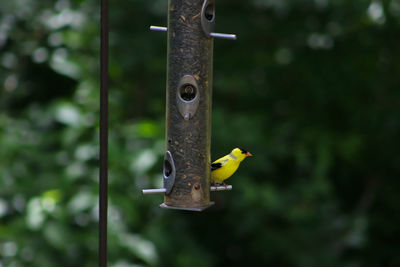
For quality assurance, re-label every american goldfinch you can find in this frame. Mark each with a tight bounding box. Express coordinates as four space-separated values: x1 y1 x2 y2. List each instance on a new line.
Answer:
211 148 252 186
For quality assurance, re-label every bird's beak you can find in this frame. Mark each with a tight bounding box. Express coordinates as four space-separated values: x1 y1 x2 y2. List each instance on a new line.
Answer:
246 152 252 157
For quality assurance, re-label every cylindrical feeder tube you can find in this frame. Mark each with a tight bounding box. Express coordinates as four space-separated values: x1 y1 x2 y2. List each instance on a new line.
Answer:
163 0 213 210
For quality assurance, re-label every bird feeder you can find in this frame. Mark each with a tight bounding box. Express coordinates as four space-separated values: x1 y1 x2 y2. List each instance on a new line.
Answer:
142 0 236 211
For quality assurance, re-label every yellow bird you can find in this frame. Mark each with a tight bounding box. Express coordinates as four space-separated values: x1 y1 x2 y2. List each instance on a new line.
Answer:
211 148 252 186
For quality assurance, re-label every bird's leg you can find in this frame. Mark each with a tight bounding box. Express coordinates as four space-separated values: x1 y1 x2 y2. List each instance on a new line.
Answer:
222 182 228 189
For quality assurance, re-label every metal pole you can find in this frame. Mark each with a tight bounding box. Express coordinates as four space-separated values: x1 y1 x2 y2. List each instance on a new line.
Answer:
99 0 108 263
162 0 214 210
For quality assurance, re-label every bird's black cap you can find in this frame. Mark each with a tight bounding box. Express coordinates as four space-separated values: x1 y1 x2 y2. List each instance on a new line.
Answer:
239 148 248 154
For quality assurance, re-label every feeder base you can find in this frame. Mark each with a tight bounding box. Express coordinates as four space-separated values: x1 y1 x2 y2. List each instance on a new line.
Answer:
160 202 214 211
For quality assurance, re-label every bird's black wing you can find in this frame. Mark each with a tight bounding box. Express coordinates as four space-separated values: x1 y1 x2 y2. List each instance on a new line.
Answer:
211 162 222 171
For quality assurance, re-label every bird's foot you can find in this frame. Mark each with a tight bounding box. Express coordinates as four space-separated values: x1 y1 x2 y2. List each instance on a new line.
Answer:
222 182 228 189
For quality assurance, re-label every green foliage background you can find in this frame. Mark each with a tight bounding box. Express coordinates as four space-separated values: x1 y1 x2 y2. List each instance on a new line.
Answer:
1 0 400 266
